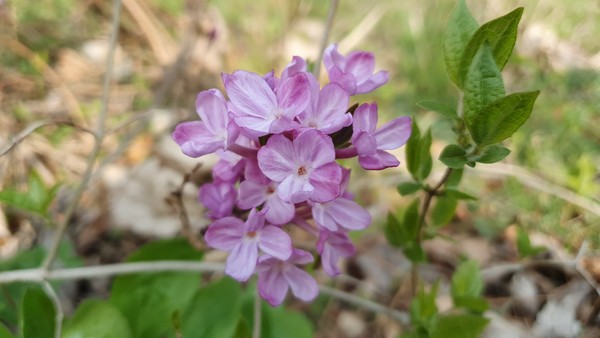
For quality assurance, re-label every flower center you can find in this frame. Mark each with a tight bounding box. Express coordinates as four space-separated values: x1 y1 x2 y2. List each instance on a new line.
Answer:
266 186 275 194
246 231 257 238
297 166 308 176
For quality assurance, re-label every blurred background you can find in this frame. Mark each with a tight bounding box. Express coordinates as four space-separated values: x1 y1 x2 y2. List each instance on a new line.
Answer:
1 0 599 336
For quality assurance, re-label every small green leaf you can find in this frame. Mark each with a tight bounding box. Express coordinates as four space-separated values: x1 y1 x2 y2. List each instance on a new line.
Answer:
404 198 421 241
262 305 314 338
458 7 524 84
182 278 242 338
404 243 426 263
468 91 540 146
62 300 132 338
20 287 55 338
417 100 457 119
443 0 479 86
439 145 467 169
410 282 439 331
477 144 511 163
385 213 404 247
397 182 423 196
406 121 422 180
430 314 489 338
446 169 464 188
453 295 489 313
444 188 477 200
463 43 505 123
418 128 433 180
451 260 483 300
431 196 459 227
0 322 14 338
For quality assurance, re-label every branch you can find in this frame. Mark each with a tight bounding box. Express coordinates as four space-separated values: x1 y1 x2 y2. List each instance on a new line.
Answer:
313 0 339 79
41 281 63 338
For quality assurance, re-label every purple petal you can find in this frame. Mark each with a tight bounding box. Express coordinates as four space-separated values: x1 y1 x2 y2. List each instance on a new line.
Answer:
226 241 259 281
195 89 228 132
263 70 278 90
204 217 245 251
358 150 400 170
259 225 292 260
309 162 342 203
199 182 237 218
322 198 371 231
314 83 351 134
232 115 274 136
245 208 267 232
281 56 307 82
225 70 277 118
237 180 268 210
264 193 295 225
317 231 356 276
312 203 339 231
277 175 313 203
356 70 389 94
328 66 357 95
344 51 375 83
289 248 315 265
323 44 345 71
283 266 319 302
293 129 335 169
352 103 378 134
374 116 412 150
352 131 378 157
257 134 295 182
277 72 311 119
258 265 289 306
172 121 223 158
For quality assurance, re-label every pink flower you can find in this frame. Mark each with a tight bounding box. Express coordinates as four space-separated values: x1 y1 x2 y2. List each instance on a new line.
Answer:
297 82 352 134
199 181 237 219
257 249 319 306
317 230 356 276
238 179 295 225
351 103 412 170
172 89 239 157
257 129 342 203
205 209 292 282
323 44 389 95
224 70 310 137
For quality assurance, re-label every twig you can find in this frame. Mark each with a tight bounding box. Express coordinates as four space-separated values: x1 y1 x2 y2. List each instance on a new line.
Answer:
575 240 600 296
41 281 63 338
0 261 409 325
0 120 95 157
168 163 205 251
41 0 123 270
470 163 600 217
252 288 262 338
313 0 339 79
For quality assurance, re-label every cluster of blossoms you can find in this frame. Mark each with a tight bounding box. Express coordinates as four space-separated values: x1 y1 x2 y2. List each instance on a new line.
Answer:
173 44 412 306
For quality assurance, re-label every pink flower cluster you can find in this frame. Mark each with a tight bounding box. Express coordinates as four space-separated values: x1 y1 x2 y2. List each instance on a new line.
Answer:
173 44 412 306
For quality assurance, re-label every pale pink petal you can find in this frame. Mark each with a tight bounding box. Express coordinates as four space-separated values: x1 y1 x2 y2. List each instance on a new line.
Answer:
289 249 315 265
259 226 292 260
281 56 307 82
323 198 371 231
323 44 345 70
374 116 412 150
277 175 313 203
312 203 338 231
204 217 245 251
232 115 274 136
195 89 228 132
264 193 295 225
328 66 357 95
258 265 289 306
352 103 378 133
237 180 267 210
199 182 237 218
172 121 223 157
245 208 267 232
263 70 277 90
225 241 258 281
277 73 311 119
309 162 342 203
257 134 295 182
356 70 389 94
293 129 335 169
283 266 319 302
359 150 400 170
314 83 351 134
352 131 377 157
224 70 277 118
317 231 356 276
268 115 299 134
344 51 375 83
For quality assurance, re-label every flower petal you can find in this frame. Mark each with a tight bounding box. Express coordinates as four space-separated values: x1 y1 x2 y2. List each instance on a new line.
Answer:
238 180 268 210
277 174 313 203
225 70 277 118
232 115 274 136
225 241 258 281
294 129 335 169
328 66 357 95
204 217 245 250
264 193 295 225
356 70 389 94
281 56 307 82
312 202 338 231
309 162 342 203
258 265 289 306
352 103 378 134
323 198 371 231
374 116 412 150
314 83 351 134
195 89 228 132
257 134 295 182
344 51 375 83
352 131 378 157
323 44 345 71
277 72 311 119
172 121 223 157
358 150 400 170
259 225 292 260
283 266 319 302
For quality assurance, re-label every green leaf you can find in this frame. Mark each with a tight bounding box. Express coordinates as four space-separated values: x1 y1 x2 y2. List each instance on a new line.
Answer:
453 295 489 313
463 43 505 123
477 144 511 163
516 228 546 258
406 121 422 180
430 314 489 338
417 100 457 119
458 7 524 85
444 188 477 200
0 322 14 338
446 169 464 188
418 128 433 180
443 0 479 86
385 213 406 247
451 260 483 300
397 182 423 196
182 278 242 338
410 282 439 332
468 91 540 146
20 287 55 338
403 198 421 240
431 196 458 227
438 145 467 169
110 239 202 338
262 305 314 338
404 243 426 263
62 300 132 338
